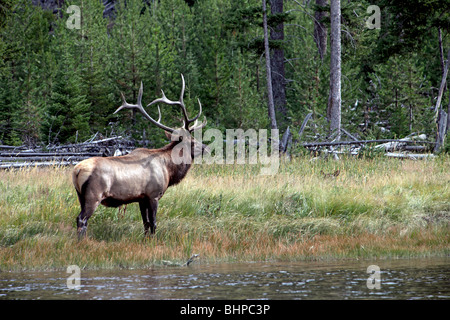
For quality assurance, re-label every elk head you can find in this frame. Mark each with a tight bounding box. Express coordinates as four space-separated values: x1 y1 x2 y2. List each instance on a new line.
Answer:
114 74 208 162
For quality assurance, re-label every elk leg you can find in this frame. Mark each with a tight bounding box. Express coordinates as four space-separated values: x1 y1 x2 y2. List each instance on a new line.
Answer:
149 199 158 235
139 200 151 236
139 198 159 236
76 197 100 240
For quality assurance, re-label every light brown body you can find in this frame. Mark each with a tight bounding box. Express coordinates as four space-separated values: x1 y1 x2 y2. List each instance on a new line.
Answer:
73 148 170 208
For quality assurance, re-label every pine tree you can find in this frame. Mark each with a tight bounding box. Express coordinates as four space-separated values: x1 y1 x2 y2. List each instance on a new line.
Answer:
0 0 53 145
369 54 433 138
41 47 91 144
77 0 114 132
40 5 91 145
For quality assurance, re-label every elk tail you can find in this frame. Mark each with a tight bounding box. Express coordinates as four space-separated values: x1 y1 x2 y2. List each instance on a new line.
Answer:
72 160 94 194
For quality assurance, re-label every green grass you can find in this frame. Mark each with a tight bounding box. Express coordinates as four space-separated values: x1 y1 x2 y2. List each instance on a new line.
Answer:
0 155 449 270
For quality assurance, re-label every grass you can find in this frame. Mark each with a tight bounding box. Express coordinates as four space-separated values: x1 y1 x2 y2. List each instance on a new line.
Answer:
0 155 449 271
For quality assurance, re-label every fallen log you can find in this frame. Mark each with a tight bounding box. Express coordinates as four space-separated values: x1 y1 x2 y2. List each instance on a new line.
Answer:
47 136 123 150
0 161 76 169
376 144 428 152
302 138 434 148
0 145 27 150
384 152 436 160
0 152 101 157
0 156 91 162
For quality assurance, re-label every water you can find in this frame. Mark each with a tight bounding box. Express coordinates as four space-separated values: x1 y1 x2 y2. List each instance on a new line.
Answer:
0 258 448 300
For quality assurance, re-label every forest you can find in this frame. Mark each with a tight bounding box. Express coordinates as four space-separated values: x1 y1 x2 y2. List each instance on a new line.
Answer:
0 0 449 153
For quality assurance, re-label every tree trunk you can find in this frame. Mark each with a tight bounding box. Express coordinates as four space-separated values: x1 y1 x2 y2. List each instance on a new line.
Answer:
327 0 341 139
434 48 449 152
314 0 328 61
447 87 450 135
434 109 448 153
438 30 450 135
270 0 287 127
263 0 277 129
434 48 449 118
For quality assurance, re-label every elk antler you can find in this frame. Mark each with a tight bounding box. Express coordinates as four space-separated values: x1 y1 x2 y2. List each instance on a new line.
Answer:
114 82 174 133
147 74 207 132
186 99 208 132
115 74 206 133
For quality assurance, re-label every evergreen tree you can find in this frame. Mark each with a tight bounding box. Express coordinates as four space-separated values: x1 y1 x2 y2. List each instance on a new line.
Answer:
40 4 91 144
41 47 91 144
369 54 433 138
77 0 114 132
0 0 53 145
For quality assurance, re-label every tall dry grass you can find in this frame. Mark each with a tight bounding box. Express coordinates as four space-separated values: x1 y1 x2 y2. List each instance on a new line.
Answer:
0 155 449 270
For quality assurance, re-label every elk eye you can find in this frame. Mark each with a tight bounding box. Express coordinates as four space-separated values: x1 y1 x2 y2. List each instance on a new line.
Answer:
179 136 183 141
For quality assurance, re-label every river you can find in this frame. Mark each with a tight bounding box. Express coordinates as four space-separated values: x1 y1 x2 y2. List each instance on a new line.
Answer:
0 258 448 300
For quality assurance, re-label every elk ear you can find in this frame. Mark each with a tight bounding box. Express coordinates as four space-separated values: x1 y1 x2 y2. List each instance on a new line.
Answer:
165 131 172 140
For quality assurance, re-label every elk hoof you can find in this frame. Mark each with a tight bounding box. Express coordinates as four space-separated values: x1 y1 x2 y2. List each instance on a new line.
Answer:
77 227 87 240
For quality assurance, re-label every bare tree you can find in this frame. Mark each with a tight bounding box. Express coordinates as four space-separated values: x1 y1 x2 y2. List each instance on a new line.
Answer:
439 28 450 135
434 47 449 152
327 0 341 139
314 0 328 61
263 0 278 129
270 0 287 127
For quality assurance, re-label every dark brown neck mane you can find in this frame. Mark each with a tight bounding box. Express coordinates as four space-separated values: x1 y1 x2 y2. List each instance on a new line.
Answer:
160 141 193 187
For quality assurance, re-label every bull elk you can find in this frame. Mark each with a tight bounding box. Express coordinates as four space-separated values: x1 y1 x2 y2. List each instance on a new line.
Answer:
72 74 208 239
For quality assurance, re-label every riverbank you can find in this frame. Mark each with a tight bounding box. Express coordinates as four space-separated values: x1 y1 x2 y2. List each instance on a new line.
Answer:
0 155 449 271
